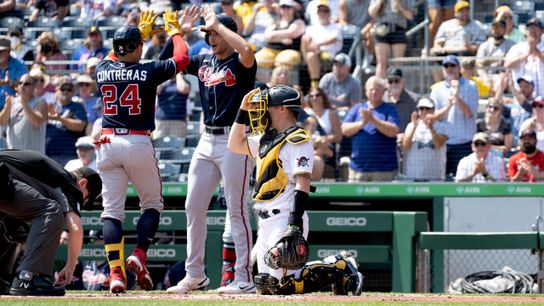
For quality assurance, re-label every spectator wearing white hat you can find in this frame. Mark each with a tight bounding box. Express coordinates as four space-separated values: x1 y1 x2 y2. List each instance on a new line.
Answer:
64 136 97 171
86 57 101 79
402 97 448 181
319 53 361 109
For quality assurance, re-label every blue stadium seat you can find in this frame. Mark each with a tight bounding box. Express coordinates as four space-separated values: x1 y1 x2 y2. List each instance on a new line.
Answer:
0 137 6 149
153 135 185 150
61 17 92 27
0 17 24 28
158 162 181 182
96 16 127 27
159 147 195 163
186 121 200 136
185 135 200 148
27 17 59 28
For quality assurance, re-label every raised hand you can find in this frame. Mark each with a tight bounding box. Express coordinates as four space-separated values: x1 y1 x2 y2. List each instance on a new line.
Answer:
180 5 201 35
138 10 159 41
163 9 181 37
200 5 219 32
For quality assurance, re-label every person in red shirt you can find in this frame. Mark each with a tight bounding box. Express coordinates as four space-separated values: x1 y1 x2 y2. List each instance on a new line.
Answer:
508 128 544 182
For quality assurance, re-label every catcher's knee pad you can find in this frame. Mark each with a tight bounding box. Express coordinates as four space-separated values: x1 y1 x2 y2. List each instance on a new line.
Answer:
297 261 346 294
323 252 364 296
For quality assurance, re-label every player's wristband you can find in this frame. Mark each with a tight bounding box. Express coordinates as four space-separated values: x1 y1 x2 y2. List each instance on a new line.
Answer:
288 190 309 230
235 109 249 125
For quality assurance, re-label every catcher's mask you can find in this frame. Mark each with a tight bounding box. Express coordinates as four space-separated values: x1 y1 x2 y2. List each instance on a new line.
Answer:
247 88 269 136
247 85 302 135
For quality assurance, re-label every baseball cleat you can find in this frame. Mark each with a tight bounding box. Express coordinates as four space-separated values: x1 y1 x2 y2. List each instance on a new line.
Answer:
217 280 256 294
126 248 153 290
166 276 209 293
109 267 127 294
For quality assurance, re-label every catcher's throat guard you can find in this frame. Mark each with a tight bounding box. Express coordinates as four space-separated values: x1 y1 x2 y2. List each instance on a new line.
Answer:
248 88 269 136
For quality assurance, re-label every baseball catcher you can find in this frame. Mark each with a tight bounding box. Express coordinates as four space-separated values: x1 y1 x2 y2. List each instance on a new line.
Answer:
228 85 363 295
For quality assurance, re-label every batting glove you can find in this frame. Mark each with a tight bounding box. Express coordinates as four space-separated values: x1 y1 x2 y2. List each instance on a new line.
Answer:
163 9 181 37
138 10 159 41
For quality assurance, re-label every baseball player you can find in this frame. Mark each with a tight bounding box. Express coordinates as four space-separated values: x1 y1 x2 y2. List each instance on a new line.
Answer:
228 86 363 295
162 6 257 294
0 150 102 296
94 8 198 293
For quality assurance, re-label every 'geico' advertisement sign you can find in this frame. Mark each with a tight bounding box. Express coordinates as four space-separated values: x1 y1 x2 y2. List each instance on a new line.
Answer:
326 217 367 227
207 216 226 226
133 216 173 226
317 249 358 258
80 248 177 259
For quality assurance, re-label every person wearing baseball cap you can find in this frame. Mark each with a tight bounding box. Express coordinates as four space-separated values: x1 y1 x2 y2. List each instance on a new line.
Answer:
0 35 28 111
475 18 515 81
70 26 109 73
455 132 506 182
431 0 486 56
508 128 544 182
319 52 362 109
505 17 544 97
64 136 97 172
430 53 480 177
384 67 418 132
402 97 449 181
0 149 102 296
494 5 524 43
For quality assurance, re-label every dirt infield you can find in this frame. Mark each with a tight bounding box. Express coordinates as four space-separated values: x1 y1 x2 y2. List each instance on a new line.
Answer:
3 292 544 304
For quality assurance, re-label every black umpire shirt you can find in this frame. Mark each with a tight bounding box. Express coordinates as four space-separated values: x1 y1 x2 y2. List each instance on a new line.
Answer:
0 150 82 215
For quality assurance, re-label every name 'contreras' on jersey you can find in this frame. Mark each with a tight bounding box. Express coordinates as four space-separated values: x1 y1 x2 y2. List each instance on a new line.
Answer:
95 59 177 131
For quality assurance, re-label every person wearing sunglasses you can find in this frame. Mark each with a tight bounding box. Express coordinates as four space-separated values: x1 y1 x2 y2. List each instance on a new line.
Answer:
0 74 47 153
402 97 448 181
508 128 544 182
519 97 544 153
383 67 417 134
493 5 524 44
455 132 505 182
476 98 512 156
74 74 99 135
430 54 479 178
45 76 88 167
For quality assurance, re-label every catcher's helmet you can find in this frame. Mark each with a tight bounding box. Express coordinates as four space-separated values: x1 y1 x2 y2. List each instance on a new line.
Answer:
204 14 238 45
247 85 301 135
113 25 142 56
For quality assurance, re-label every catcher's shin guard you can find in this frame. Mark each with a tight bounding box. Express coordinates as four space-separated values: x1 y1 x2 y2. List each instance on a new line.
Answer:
254 273 272 295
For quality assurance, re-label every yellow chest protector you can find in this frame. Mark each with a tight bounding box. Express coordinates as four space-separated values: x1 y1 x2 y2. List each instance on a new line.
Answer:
252 126 311 202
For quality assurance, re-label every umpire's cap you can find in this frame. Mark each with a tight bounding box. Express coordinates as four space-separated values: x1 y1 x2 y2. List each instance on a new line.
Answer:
113 25 142 56
267 85 301 112
204 14 238 45
75 167 102 210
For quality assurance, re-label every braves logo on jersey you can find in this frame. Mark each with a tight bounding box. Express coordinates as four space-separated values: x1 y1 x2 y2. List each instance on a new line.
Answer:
198 65 236 87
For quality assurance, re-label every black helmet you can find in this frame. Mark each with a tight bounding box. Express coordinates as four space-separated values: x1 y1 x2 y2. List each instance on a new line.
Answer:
267 85 301 110
113 25 142 56
204 14 238 45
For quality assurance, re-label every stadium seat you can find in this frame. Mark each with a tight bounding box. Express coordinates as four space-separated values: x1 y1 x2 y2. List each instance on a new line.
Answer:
0 17 24 28
96 16 127 27
69 28 88 39
159 147 195 163
158 162 181 182
63 38 84 52
185 135 200 148
53 28 71 41
0 137 6 149
186 121 200 136
27 17 59 28
153 136 185 151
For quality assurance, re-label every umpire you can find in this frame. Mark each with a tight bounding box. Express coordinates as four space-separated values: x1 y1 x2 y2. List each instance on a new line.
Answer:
0 149 102 296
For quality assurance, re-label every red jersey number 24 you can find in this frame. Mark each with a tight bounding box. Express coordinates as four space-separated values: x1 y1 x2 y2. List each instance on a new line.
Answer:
101 84 142 115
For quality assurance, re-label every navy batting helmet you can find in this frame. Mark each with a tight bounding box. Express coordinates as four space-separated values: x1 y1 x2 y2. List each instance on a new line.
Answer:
204 14 238 45
113 25 142 56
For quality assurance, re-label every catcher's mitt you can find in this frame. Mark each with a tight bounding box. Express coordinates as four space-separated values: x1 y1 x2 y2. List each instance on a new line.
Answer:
264 225 309 270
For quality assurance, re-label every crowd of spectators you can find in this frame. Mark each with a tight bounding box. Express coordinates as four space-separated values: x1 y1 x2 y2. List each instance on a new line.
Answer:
0 0 543 182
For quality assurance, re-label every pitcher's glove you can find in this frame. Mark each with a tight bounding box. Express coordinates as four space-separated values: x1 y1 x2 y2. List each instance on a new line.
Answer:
264 225 309 270
138 10 159 41
163 9 181 37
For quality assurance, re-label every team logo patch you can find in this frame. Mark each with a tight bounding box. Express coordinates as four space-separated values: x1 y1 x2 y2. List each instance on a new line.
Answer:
297 156 310 168
198 66 236 87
